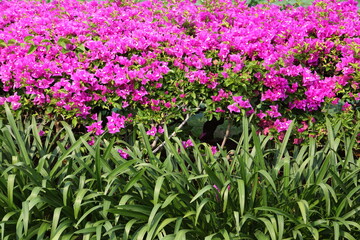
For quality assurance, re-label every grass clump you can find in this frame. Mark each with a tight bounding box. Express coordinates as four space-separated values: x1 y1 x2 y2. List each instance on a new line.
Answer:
0 103 359 239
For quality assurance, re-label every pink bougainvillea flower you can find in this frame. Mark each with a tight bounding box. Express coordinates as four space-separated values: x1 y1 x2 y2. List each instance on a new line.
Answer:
146 126 157 136
118 149 129 159
211 146 218 155
273 119 292 133
11 102 22 110
266 105 282 118
0 0 359 140
297 121 309 133
342 102 352 112
157 126 164 134
182 139 194 148
88 136 95 146
293 138 304 145
107 112 126 134
233 96 252 109
86 121 104 136
257 111 267 119
213 184 221 193
227 104 240 113
331 98 340 105
90 114 98 121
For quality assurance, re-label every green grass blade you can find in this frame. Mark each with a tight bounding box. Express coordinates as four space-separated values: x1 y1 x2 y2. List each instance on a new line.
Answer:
237 179 245 216
50 207 63 239
297 200 309 224
190 185 213 203
36 222 50 240
276 121 294 163
251 126 265 170
123 219 137 240
6 174 15 209
154 176 165 205
162 193 179 209
148 203 162 227
4 103 31 165
73 189 89 220
75 205 102 228
258 170 277 193
259 217 277 240
153 217 177 238
138 124 157 162
124 168 146 192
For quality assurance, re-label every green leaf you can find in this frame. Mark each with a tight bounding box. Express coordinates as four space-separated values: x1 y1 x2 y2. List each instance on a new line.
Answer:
195 198 210 226
0 39 7 47
255 206 299 223
24 36 34 43
190 185 213 203
153 176 165 205
21 201 30 235
258 170 277 193
28 45 37 54
254 230 270 240
108 159 137 180
73 189 89 219
50 207 63 239
162 193 179 209
57 37 70 49
7 174 15 209
123 219 137 240
259 217 277 240
237 179 245 216
4 103 32 165
75 205 102 228
41 39 52 43
36 222 50 240
124 168 146 192
148 203 162 227
297 200 309 224
7 39 16 45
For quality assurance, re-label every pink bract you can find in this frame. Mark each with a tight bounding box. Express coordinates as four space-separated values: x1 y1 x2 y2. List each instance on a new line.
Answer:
0 0 358 137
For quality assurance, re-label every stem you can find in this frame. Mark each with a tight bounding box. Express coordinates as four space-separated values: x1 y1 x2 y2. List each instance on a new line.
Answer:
151 136 159 148
221 117 231 149
152 113 190 154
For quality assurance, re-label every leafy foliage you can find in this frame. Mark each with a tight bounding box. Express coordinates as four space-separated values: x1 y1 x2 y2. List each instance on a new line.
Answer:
0 106 359 239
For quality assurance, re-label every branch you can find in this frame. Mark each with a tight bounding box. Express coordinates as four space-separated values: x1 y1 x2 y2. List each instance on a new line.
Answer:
220 117 231 149
151 136 159 148
152 113 190 154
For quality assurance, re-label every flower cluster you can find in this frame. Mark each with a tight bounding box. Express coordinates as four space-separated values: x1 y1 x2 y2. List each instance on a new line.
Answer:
0 0 358 140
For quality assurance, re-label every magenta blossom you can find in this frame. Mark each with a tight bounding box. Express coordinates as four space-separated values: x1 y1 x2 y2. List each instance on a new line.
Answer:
273 119 292 133
118 149 129 159
342 102 352 112
157 126 164 134
146 126 157 136
233 96 252 108
213 184 231 201
211 146 218 155
297 121 309 133
88 137 95 146
106 112 126 134
182 139 194 148
86 121 104 135
266 105 282 118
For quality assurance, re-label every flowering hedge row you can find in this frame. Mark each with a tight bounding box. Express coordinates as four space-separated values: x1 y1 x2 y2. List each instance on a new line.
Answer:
0 0 359 141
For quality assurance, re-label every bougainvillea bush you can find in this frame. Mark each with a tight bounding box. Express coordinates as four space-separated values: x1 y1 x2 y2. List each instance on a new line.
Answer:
0 0 359 144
